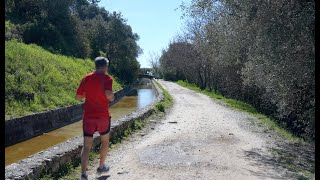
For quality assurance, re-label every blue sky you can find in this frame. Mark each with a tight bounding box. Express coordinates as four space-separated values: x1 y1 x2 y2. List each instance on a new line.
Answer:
98 0 190 68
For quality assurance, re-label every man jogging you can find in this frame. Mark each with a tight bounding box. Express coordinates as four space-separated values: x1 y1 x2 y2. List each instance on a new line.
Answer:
76 57 114 179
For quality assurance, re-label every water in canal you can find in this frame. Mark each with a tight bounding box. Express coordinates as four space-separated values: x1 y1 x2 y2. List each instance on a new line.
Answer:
5 82 156 166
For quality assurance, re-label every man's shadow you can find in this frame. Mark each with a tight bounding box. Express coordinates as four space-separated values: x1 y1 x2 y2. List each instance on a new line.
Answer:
96 175 110 180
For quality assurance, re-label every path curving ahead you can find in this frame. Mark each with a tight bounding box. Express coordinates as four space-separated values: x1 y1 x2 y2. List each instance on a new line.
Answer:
86 80 301 180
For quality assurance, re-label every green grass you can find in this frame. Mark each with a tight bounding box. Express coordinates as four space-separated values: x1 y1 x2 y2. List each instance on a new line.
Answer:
154 80 173 112
176 80 301 142
5 40 122 120
270 148 315 180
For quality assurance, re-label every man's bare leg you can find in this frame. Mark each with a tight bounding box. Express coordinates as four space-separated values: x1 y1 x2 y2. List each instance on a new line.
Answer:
99 133 110 168
81 136 93 176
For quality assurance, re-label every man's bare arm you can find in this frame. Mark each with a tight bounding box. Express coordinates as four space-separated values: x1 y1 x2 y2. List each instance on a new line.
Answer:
105 90 114 102
75 94 85 101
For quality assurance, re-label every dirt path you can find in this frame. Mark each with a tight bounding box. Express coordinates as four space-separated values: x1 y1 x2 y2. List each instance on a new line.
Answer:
85 80 313 180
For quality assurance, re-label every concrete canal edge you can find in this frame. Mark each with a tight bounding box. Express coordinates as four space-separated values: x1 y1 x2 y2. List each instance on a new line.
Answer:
5 79 164 180
5 82 137 147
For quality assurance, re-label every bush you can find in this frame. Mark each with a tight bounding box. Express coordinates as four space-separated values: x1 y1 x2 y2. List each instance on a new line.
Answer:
160 0 314 140
156 103 165 112
5 20 21 41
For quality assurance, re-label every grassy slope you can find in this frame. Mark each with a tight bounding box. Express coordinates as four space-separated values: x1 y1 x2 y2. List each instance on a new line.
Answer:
5 40 122 119
176 80 301 142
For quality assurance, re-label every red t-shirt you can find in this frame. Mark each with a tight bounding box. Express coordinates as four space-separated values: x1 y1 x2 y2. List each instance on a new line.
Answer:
76 72 113 120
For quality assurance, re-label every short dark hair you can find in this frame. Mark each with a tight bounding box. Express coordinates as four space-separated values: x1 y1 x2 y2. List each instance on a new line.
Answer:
94 57 109 68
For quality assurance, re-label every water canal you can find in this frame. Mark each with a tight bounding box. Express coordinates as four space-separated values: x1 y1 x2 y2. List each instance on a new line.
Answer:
5 80 156 166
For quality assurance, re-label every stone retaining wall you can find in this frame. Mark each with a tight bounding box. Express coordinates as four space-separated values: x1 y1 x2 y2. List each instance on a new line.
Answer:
5 79 163 180
5 82 137 147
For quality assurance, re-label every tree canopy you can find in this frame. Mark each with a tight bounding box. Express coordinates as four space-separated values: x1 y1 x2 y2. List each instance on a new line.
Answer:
5 0 142 83
159 0 314 139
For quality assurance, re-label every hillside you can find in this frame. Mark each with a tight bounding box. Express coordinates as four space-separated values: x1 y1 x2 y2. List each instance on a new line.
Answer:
5 41 122 120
